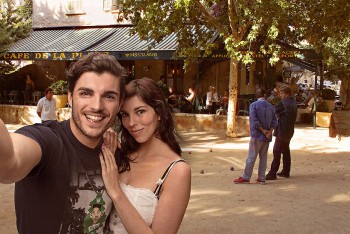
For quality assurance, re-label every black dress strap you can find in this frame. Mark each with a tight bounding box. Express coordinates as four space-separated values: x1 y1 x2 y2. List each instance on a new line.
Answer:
153 159 185 199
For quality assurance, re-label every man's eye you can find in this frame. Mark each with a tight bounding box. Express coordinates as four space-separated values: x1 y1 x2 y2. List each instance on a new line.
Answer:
80 91 91 96
105 95 116 100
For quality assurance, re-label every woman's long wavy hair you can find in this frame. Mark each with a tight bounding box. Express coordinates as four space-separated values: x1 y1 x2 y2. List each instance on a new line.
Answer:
117 77 182 173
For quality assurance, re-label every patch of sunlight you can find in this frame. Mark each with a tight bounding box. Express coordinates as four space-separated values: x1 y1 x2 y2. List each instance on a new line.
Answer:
234 206 270 216
326 193 350 203
198 208 222 215
210 142 249 150
216 156 245 170
278 184 298 192
182 143 249 151
191 190 232 196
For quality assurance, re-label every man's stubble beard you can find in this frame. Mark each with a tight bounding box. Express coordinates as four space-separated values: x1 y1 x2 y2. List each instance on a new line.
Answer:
71 100 113 141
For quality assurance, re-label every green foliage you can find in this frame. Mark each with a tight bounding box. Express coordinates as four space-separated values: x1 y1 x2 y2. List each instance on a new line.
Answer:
0 0 32 76
119 1 350 78
49 80 68 95
316 101 329 112
157 82 169 98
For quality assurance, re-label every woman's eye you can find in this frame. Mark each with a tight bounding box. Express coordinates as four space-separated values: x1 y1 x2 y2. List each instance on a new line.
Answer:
136 110 145 115
120 113 128 118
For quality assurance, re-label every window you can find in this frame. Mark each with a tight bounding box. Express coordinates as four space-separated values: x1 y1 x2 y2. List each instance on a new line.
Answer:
67 0 84 14
103 0 128 12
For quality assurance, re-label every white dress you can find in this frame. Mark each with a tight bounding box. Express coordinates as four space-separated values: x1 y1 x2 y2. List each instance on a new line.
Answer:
109 159 185 234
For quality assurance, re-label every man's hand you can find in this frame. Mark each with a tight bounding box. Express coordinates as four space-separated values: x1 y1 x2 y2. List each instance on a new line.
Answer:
265 131 273 140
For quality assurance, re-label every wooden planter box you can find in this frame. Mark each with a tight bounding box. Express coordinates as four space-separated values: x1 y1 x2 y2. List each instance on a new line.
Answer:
316 112 332 128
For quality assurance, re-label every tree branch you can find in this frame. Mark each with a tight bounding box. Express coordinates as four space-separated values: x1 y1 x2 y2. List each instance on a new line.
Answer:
192 0 230 38
228 0 238 39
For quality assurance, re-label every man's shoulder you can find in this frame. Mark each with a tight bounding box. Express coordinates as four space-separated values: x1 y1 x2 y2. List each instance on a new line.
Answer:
283 97 297 106
37 97 45 103
255 99 273 106
17 120 68 136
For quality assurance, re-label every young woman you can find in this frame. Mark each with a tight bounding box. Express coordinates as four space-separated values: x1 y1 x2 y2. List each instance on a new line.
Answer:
100 77 191 234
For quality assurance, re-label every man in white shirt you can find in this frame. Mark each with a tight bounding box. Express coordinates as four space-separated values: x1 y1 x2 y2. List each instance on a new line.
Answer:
37 87 57 122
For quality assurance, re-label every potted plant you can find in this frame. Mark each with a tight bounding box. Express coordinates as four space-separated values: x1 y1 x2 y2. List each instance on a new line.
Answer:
321 88 336 112
315 89 336 128
49 80 68 108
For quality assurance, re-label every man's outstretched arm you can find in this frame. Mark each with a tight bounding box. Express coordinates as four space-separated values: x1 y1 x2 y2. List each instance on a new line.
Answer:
0 119 41 184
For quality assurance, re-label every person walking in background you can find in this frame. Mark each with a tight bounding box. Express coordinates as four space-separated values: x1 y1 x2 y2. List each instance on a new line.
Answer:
266 85 297 180
25 74 35 102
100 77 191 233
0 52 126 233
234 88 277 184
36 87 57 122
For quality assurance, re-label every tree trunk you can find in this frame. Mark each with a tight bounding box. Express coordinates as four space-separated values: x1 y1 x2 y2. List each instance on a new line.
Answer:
340 77 350 109
226 58 239 137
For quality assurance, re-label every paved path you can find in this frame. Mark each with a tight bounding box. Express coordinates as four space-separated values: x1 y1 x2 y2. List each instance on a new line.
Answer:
1 124 349 233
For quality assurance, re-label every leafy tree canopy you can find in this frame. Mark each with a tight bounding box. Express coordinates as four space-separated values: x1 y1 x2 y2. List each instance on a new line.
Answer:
120 0 350 78
119 0 350 136
0 0 32 76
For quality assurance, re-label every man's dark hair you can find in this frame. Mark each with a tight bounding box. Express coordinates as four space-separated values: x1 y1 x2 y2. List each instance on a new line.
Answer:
44 88 53 95
279 85 292 96
255 88 266 98
66 52 127 100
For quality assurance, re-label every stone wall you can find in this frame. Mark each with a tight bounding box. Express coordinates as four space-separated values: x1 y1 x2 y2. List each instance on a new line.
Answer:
0 105 250 136
0 105 41 124
174 113 250 136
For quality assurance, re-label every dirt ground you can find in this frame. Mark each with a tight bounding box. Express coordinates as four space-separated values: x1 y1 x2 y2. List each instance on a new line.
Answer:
1 124 350 233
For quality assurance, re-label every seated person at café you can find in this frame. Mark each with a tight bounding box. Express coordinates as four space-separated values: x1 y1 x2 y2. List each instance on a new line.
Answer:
206 86 219 114
221 90 229 109
296 90 319 123
289 77 299 96
295 89 308 103
168 87 180 113
183 86 197 113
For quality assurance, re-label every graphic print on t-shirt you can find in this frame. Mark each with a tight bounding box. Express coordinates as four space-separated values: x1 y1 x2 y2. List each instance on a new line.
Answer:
61 168 112 234
81 172 107 233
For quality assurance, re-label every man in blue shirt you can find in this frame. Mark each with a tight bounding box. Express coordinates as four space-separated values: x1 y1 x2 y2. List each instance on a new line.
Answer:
234 88 278 184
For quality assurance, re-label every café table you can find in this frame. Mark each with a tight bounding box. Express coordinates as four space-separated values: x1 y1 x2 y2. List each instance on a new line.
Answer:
32 92 43 104
8 91 19 104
